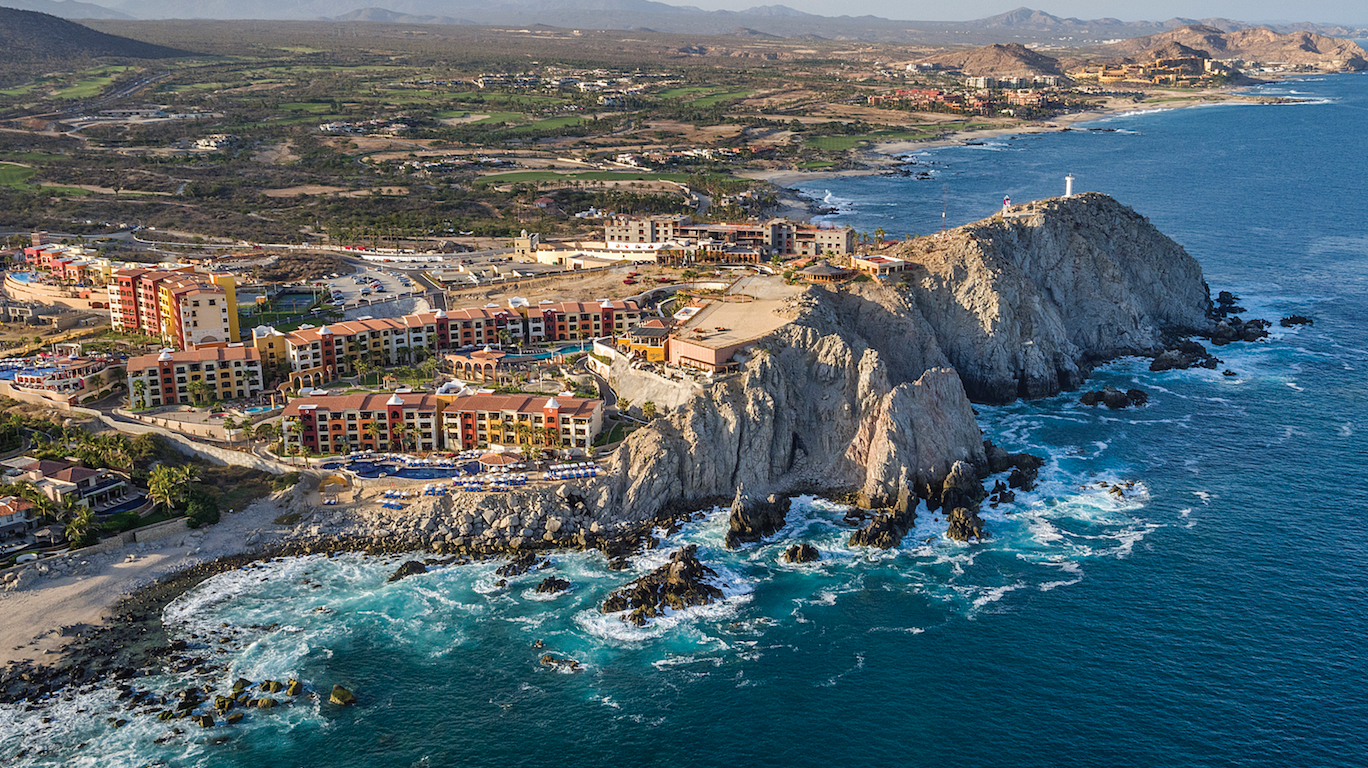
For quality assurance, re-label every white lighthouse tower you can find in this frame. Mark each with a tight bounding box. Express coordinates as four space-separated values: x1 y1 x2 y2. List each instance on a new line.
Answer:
1065 174 1075 198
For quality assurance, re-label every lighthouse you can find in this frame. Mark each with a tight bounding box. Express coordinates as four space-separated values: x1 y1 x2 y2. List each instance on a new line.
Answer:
1065 174 1075 198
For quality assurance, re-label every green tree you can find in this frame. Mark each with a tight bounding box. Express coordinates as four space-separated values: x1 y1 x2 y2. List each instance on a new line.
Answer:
187 379 212 406
63 504 98 548
221 416 239 442
131 379 147 410
642 401 658 420
148 465 188 512
364 420 381 447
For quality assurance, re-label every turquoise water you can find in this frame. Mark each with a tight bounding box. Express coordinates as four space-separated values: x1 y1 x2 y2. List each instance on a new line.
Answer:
7 272 37 283
3 75 1367 766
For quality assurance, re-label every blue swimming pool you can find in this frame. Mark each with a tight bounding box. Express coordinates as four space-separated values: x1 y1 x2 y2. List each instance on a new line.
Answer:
96 496 148 517
7 272 36 284
340 460 480 479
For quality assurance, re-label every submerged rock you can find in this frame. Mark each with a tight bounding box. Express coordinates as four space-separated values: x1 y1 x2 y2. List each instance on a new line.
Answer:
386 561 427 583
724 487 791 548
494 552 543 578
600 545 724 626
1080 386 1148 409
1280 315 1313 327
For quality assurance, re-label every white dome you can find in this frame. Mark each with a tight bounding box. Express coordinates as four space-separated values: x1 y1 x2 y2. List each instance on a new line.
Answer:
317 325 332 335
544 398 560 409
387 394 403 406
158 349 173 361
434 309 447 319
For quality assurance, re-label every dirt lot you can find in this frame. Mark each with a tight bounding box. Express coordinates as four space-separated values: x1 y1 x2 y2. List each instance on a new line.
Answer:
442 262 738 307
261 185 410 198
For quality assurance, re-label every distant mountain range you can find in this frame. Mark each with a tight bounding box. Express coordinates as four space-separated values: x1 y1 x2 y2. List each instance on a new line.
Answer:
919 26 1368 77
11 3 1368 45
0 6 186 59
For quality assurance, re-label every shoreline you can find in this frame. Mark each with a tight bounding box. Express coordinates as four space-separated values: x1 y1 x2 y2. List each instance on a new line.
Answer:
745 90 1300 194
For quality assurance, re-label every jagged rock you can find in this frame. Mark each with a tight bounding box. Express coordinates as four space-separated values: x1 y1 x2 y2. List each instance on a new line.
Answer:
495 552 542 578
601 545 723 626
781 543 820 563
286 679 302 696
1080 386 1147 409
226 713 244 725
256 697 277 709
940 461 986 512
1280 315 1313 327
386 561 426 583
539 654 580 670
535 576 570 594
329 685 356 706
260 680 283 693
724 487 791 548
192 714 214 728
1126 388 1148 406
946 507 988 542
1223 369 1237 377
848 508 916 549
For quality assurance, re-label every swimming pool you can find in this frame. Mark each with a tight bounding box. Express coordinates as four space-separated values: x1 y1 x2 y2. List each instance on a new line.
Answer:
240 405 279 415
7 272 37 284
340 460 480 480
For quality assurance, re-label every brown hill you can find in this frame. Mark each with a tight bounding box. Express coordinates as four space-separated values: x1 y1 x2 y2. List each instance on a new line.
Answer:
1101 25 1367 71
923 42 1062 77
0 7 188 60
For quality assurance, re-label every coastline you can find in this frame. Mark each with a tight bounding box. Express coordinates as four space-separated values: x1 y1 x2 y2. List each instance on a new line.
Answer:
746 90 1294 196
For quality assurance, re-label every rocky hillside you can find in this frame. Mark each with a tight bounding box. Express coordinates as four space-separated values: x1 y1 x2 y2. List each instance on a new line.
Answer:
0 7 187 60
1099 25 1368 71
896 193 1211 404
922 43 1063 77
598 284 986 519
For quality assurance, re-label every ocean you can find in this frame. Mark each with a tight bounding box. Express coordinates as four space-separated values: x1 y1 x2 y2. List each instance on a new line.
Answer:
3 74 1367 767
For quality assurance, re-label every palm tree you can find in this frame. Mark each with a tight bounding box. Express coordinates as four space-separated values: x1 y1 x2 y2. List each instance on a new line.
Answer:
148 465 185 512
642 401 658 420
364 420 381 448
221 416 238 442
131 379 147 410
420 356 440 384
187 379 212 406
355 359 374 385
392 423 408 454
64 504 97 548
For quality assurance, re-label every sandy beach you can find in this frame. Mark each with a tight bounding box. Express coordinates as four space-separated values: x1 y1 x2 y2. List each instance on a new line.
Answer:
0 489 297 668
745 90 1286 192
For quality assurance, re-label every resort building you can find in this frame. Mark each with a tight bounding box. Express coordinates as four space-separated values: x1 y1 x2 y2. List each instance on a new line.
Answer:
851 254 908 279
617 320 672 362
260 300 643 389
445 347 510 383
1 458 138 513
125 344 264 407
605 216 855 258
0 496 36 540
0 356 122 407
282 392 444 455
108 267 240 349
797 260 855 284
442 393 603 451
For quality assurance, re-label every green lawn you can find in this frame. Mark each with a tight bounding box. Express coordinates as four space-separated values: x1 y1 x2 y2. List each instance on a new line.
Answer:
798 160 837 169
280 102 333 113
0 83 41 97
0 152 68 163
501 115 589 133
655 86 714 99
0 163 36 187
471 111 526 125
476 170 695 185
691 89 754 106
54 66 131 100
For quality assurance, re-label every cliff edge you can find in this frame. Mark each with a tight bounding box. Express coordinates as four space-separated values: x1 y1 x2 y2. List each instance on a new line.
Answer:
897 193 1211 403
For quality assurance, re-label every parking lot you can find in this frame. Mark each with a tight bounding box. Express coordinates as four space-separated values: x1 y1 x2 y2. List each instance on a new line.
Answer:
312 265 426 310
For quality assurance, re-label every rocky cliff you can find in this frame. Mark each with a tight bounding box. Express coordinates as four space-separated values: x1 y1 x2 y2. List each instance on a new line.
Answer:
595 284 986 522
897 193 1211 403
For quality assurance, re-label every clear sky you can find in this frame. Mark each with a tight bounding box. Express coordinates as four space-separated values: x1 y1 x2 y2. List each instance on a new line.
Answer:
684 1 1368 25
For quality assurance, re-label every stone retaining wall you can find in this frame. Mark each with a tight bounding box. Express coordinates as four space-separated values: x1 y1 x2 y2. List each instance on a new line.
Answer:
74 407 296 475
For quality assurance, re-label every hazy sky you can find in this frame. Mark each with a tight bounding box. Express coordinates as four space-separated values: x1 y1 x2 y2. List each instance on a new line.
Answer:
685 1 1368 25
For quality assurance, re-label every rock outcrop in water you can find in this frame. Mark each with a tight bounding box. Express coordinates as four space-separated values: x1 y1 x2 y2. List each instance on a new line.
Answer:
894 193 1212 403
724 487 791 548
600 545 724 626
